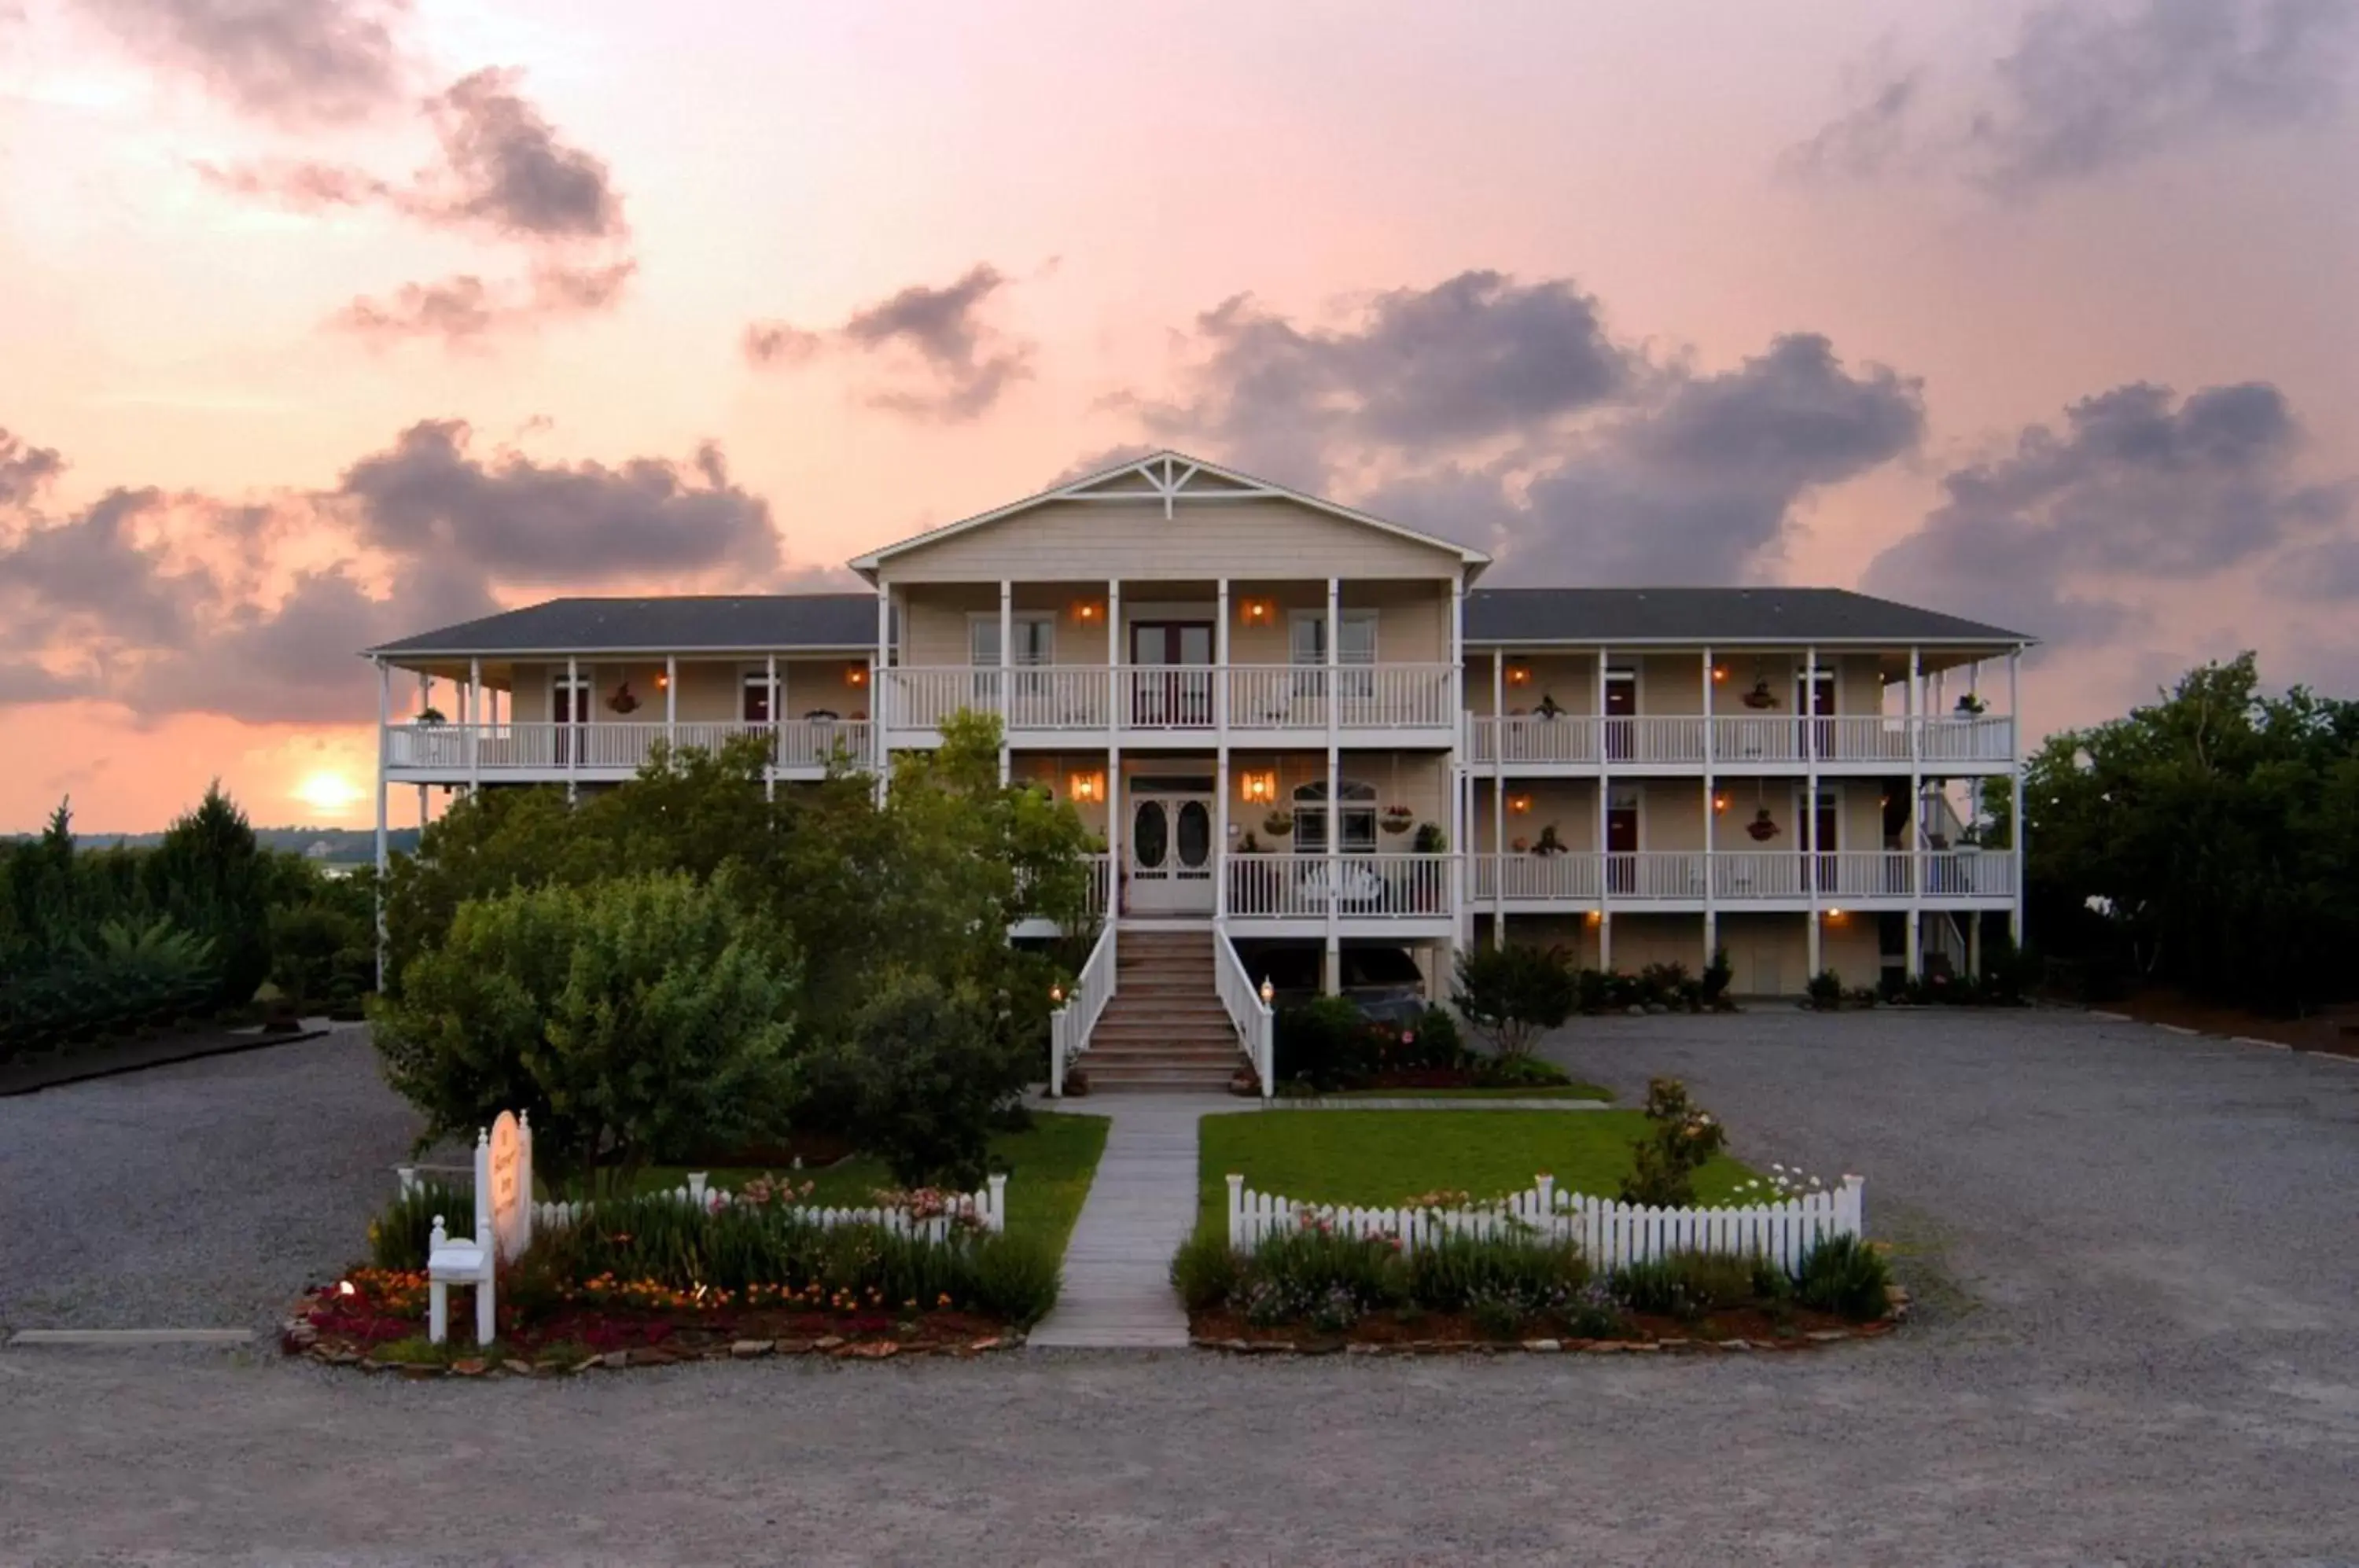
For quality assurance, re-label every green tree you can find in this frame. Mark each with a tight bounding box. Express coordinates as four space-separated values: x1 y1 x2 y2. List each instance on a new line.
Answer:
144 783 270 1008
1452 942 1577 1057
370 870 804 1188
823 969 1007 1188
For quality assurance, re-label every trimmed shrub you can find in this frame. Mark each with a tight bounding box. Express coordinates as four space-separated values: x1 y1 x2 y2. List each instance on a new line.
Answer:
1452 943 1577 1056
1472 1052 1574 1089
1700 948 1735 1009
1795 1234 1892 1322
831 970 1012 1189
1273 995 1378 1090
1805 969 1844 1010
1169 1228 1242 1312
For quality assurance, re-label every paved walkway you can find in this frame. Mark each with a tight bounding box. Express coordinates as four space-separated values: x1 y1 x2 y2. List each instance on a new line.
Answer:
1028 1095 1238 1349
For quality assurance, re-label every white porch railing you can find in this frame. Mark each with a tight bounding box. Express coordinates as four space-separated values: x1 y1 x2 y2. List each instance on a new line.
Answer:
1049 923 1117 1096
1214 930 1275 1098
1468 850 2017 904
383 720 870 773
1471 713 2018 767
882 664 1458 734
1224 853 1455 921
1226 1172 1865 1276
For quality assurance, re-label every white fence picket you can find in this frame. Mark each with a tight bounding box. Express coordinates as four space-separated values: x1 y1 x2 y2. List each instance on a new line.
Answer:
1224 1172 1866 1275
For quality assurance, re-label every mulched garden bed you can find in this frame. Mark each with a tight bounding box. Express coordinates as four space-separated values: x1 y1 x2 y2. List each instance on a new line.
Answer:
1188 1288 1908 1355
284 1270 1019 1376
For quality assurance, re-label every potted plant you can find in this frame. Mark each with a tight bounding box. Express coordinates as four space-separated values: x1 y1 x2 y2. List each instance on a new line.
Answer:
414 705 446 726
1263 809 1294 837
1534 693 1566 720
1412 821 1447 853
1511 836 1530 853
1380 804 1415 835
1745 808 1780 842
1533 824 1569 857
1237 831 1266 854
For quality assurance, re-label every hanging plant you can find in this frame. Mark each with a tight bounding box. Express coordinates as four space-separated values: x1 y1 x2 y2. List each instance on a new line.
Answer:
1262 809 1294 837
1511 836 1530 854
1533 824 1570 857
1954 692 1987 715
1380 804 1415 834
414 706 447 726
1745 808 1780 842
607 681 642 715
1412 822 1448 854
1740 679 1779 711
1534 693 1566 720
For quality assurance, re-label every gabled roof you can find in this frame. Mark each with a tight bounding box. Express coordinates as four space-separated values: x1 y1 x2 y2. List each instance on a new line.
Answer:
847 450 1492 577
363 594 878 658
1464 587 2030 646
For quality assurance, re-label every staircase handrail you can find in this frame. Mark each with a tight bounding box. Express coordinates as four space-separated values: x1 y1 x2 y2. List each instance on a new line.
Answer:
1214 925 1275 1099
1049 922 1117 1096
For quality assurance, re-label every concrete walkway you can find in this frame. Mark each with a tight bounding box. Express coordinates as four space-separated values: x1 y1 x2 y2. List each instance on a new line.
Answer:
1029 1095 1238 1349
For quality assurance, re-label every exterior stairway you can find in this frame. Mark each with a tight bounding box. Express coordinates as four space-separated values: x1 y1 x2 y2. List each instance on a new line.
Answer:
1081 930 1246 1094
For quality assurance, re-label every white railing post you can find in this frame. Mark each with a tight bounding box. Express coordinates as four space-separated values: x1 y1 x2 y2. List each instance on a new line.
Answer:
1227 1172 1245 1250
987 1172 1008 1233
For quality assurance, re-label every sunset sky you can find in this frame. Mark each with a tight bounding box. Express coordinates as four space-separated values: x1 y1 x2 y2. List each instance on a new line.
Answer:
2 0 2354 831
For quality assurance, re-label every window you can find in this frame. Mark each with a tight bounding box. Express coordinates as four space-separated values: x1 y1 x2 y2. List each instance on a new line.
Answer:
1289 610 1378 665
970 616 1054 666
1294 778 1377 853
740 671 773 723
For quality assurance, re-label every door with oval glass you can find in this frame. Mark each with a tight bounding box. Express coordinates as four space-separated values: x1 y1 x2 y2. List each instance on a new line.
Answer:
1126 779 1216 915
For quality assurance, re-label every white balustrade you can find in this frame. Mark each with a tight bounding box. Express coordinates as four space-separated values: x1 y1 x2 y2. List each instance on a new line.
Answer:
1473 712 2017 767
1049 924 1117 1096
1214 930 1275 1096
1224 854 1453 920
1467 850 2015 904
383 720 870 775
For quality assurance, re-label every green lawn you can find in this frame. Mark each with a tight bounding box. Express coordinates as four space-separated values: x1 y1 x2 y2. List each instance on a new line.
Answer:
576 1112 1111 1259
1317 1084 1613 1102
1197 1109 1756 1232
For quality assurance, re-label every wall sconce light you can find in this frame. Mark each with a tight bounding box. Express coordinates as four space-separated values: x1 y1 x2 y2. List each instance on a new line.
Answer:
1069 771 1105 803
1259 977 1275 1006
1585 910 1603 926
1239 770 1278 804
654 671 670 690
1711 665 1728 683
1507 664 1532 686
1507 793 1533 815
1713 793 1730 813
846 664 868 688
1238 598 1275 626
1073 600 1102 624
1824 908 1848 923
1050 982 1066 1007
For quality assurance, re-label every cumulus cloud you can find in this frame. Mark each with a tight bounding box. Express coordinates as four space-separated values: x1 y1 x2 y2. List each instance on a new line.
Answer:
743 263 1034 420
0 429 64 506
1790 0 2357 195
1864 381 2352 642
413 68 627 241
1136 271 1630 486
333 259 636 345
0 424 789 725
70 0 411 125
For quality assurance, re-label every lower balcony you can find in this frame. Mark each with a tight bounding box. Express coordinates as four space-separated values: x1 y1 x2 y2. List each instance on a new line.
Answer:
381 720 872 781
1469 849 2015 911
1468 715 2015 771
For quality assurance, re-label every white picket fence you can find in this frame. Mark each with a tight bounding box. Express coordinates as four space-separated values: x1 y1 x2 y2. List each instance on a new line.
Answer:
398 1165 1007 1241
1225 1172 1863 1276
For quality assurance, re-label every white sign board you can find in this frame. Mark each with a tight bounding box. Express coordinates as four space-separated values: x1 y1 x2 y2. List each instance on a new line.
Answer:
488 1110 532 1262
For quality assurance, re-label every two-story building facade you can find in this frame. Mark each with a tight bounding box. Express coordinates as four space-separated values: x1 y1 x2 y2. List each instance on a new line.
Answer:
367 452 2029 1082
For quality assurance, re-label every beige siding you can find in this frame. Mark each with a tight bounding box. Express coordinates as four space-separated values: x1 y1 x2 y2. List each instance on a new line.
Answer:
1493 911 1882 996
1471 778 1597 852
881 496 1463 583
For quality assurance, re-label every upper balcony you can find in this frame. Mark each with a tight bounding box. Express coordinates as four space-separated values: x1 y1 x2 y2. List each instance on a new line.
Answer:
881 664 1459 747
382 718 871 782
1468 712 2016 774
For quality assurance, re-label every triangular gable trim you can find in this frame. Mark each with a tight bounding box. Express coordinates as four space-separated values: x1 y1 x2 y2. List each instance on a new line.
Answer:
848 450 1491 576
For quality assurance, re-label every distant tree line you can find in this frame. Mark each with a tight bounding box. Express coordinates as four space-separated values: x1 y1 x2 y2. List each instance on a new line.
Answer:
1998 653 2359 1014
0 787 377 1061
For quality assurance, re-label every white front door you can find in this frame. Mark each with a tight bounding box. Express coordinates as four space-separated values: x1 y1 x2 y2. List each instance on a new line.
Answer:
1127 793 1216 915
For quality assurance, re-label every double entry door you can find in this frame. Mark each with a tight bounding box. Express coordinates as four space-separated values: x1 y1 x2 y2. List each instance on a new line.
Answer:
1126 778 1216 915
1128 622 1213 728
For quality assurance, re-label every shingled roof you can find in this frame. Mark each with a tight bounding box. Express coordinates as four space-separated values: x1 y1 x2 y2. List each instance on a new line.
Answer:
364 594 878 657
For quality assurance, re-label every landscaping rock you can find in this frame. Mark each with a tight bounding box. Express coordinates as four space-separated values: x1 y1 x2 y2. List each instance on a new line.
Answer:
1717 1339 1754 1352
813 1336 845 1352
966 1337 1004 1353
731 1339 774 1359
600 1351 629 1370
571 1356 604 1374
451 1359 488 1378
839 1341 899 1359
1805 1330 1849 1343
1297 1338 1345 1356
502 1359 535 1377
774 1338 814 1356
1522 1339 1562 1353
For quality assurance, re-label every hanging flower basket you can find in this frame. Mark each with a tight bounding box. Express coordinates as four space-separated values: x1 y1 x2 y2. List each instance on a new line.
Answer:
1740 680 1779 710
1534 694 1566 720
1533 825 1570 857
1379 805 1415 834
1955 693 1987 715
607 682 642 715
1262 810 1295 837
414 706 446 727
1744 808 1780 842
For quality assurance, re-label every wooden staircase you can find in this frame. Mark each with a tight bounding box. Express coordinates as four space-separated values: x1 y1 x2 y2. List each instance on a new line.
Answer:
1080 931 1245 1094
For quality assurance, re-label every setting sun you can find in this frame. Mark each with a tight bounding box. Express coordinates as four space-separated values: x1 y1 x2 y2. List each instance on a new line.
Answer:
293 771 366 817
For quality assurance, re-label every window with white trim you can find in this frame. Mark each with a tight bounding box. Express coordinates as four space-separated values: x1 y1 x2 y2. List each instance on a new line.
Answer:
1294 778 1377 853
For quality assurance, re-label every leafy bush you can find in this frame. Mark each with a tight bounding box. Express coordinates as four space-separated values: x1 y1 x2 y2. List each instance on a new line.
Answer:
1404 1232 1588 1316
366 1179 469 1271
1452 943 1577 1056
1399 1004 1465 1069
1618 1077 1728 1208
1273 995 1379 1090
1246 1227 1408 1316
1471 1052 1574 1089
1794 1235 1892 1322
1169 1228 1242 1312
1701 948 1735 1009
831 970 1020 1188
541 1193 1062 1326
1635 963 1691 1010
1805 970 1845 1010
370 870 804 1188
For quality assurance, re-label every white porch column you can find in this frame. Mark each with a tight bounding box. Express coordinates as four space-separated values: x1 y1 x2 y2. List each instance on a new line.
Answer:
996 580 1013 785
1596 646 1610 969
1805 644 1821 981
1448 578 1467 952
1906 646 1923 981
766 653 779 803
565 656 579 804
1215 577 1231 922
2008 646 2025 952
374 658 390 990
1490 648 1505 947
1107 577 1121 729
1214 578 1231 732
1324 576 1341 992
874 586 892 804
664 655 677 760
1107 744 1122 922
1701 645 1716 970
468 657 482 794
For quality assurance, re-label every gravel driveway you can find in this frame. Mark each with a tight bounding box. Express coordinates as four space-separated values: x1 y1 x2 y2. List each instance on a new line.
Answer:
3 1010 2357 1565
